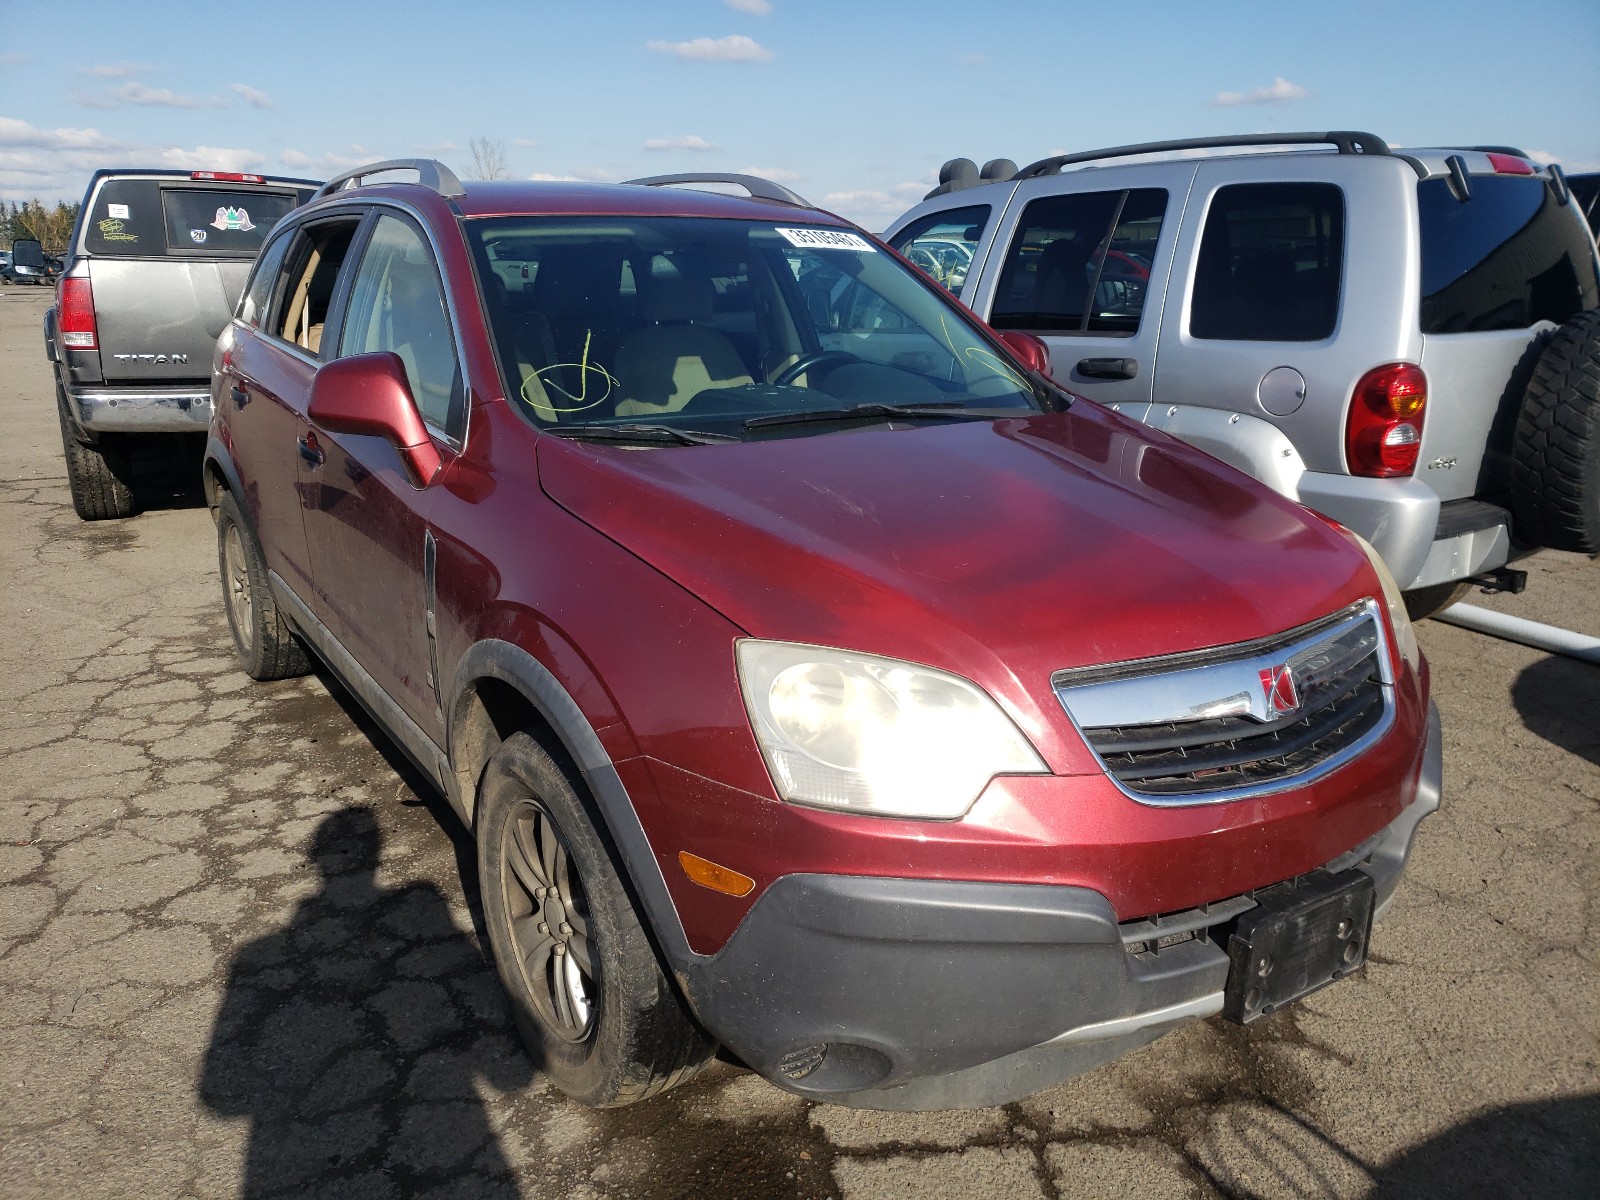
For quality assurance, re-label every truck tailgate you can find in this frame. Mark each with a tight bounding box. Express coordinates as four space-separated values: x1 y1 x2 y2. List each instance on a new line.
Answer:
87 258 253 384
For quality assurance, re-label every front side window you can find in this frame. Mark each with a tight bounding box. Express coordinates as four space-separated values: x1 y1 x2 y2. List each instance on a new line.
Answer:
339 215 462 435
990 189 1167 335
465 216 1043 440
1190 182 1344 342
889 205 990 293
1418 175 1600 333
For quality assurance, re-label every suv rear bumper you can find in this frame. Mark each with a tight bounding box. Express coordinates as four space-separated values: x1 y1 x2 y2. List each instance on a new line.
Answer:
685 702 1441 1111
67 385 214 434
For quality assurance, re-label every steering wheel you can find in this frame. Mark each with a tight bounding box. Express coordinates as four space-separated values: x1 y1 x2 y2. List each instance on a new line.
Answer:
774 351 861 388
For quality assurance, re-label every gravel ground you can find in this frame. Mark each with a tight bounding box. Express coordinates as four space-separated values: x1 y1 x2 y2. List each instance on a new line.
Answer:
1 285 1596 1199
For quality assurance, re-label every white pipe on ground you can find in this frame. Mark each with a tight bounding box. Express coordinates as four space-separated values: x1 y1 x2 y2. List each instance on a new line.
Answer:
1432 603 1600 665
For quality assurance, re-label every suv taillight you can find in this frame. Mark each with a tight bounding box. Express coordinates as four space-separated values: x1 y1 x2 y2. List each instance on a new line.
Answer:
1346 363 1426 477
59 277 97 351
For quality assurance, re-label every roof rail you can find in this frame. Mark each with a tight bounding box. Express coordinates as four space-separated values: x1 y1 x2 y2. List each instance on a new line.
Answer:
311 158 465 202
1010 131 1391 182
622 172 811 208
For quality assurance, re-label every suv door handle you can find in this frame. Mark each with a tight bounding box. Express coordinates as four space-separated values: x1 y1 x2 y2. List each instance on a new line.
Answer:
297 433 325 467
1076 357 1140 380
230 385 249 408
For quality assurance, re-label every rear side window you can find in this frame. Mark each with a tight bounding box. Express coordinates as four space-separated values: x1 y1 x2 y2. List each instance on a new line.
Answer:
238 231 292 327
1190 183 1344 342
1418 175 1600 333
990 189 1167 335
83 179 165 255
888 205 990 293
273 220 360 356
161 188 297 254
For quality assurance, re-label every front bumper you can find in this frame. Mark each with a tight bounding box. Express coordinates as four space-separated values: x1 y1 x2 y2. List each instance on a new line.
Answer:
685 702 1442 1111
68 385 214 434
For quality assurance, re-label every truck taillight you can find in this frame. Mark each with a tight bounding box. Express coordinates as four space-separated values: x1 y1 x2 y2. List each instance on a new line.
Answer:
59 277 98 351
1346 363 1426 477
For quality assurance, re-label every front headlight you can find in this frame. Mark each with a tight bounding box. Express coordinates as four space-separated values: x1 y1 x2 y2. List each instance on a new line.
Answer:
1349 532 1421 675
736 641 1048 820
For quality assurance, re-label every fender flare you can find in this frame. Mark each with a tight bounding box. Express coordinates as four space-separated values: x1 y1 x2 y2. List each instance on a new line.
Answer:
202 434 245 512
446 638 698 973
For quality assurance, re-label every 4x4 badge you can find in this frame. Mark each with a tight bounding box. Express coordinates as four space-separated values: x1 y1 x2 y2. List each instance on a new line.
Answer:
1258 664 1299 716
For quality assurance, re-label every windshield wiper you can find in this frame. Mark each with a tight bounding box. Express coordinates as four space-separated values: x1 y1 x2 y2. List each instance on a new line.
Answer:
741 402 1012 432
546 423 740 446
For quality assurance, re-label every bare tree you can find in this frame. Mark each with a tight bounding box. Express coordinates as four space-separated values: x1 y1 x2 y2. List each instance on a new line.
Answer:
467 137 510 181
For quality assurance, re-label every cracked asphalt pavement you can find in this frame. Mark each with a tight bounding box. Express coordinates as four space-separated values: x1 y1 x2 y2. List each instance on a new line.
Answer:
1 286 1596 1199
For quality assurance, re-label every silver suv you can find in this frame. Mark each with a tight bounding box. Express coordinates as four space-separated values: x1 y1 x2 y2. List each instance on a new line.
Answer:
885 132 1600 616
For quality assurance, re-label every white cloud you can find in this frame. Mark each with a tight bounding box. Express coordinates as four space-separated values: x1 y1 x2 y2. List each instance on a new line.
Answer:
647 35 773 62
529 166 617 183
80 81 225 109
820 182 929 226
529 172 581 182
1211 76 1309 107
724 0 772 13
151 145 267 174
513 138 540 147
735 165 801 182
280 148 313 168
0 116 117 150
413 141 459 153
80 62 151 78
230 83 274 109
958 53 988 68
643 134 719 152
277 145 384 175
1526 148 1600 172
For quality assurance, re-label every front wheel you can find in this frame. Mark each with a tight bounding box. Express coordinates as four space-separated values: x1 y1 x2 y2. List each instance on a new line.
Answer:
477 732 712 1107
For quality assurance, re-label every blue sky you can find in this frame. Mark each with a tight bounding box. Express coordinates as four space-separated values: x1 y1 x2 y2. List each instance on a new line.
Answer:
3 0 1597 228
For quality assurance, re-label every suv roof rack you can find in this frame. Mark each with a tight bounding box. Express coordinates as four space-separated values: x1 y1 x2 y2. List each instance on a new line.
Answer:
312 158 465 202
1006 131 1392 183
623 172 811 208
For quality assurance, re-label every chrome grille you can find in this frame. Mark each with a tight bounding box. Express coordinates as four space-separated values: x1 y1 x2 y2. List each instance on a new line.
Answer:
1054 601 1394 805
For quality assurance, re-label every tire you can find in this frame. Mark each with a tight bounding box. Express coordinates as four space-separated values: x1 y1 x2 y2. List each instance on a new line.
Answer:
1404 581 1474 622
215 490 312 680
477 731 712 1107
57 389 136 520
1509 308 1600 554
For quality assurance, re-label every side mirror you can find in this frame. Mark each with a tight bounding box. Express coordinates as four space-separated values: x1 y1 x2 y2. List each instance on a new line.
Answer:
11 238 44 268
307 351 443 486
995 330 1052 377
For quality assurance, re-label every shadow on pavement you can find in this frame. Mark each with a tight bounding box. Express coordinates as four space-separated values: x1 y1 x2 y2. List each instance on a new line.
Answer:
1368 1091 1600 1199
200 807 533 1199
1510 654 1600 766
129 432 208 513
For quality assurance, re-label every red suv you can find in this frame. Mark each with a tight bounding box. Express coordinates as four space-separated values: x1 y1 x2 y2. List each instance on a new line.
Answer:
206 159 1440 1111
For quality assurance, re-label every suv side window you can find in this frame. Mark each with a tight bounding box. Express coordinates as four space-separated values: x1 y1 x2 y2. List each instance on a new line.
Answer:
1190 183 1344 342
990 189 1167 335
888 205 990 293
238 231 292 328
274 219 361 356
338 214 463 437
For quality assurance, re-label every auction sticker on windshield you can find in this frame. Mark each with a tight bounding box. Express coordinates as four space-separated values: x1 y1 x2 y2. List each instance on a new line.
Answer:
776 227 875 252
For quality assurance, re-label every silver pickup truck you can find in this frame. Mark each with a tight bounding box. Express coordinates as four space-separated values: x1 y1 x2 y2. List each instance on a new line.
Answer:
44 168 318 519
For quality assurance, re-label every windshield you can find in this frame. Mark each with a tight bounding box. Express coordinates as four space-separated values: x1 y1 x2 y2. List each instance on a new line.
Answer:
465 215 1042 440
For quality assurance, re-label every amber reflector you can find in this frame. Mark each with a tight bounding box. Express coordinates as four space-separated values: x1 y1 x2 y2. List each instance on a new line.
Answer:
678 851 756 897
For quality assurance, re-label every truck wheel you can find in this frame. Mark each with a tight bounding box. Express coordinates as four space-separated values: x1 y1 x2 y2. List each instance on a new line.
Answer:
56 389 136 520
1509 309 1600 554
1404 581 1473 622
216 490 311 680
477 731 713 1107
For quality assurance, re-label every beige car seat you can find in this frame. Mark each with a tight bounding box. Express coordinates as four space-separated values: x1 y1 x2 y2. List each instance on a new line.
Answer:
613 275 752 418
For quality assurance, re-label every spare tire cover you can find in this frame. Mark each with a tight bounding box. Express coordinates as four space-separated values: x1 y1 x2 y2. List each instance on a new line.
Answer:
1510 308 1600 554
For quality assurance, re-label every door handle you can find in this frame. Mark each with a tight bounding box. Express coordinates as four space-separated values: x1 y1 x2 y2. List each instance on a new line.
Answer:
230 385 249 408
297 433 325 467
1076 357 1140 380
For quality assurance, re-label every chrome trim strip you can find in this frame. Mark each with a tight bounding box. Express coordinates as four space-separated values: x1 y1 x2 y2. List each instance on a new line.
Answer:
1054 599 1397 807
1042 991 1224 1046
73 387 213 432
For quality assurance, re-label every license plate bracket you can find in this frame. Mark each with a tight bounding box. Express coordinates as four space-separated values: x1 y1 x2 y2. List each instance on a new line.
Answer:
1222 868 1375 1025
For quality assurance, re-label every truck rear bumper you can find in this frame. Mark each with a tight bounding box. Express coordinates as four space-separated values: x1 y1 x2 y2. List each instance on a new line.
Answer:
70 386 213 434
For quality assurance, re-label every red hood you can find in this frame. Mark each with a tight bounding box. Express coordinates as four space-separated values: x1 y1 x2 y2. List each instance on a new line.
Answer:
537 404 1375 729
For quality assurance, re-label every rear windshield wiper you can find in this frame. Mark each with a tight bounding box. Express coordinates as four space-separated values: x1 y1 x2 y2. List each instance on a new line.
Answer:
741 402 1018 432
545 423 740 446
